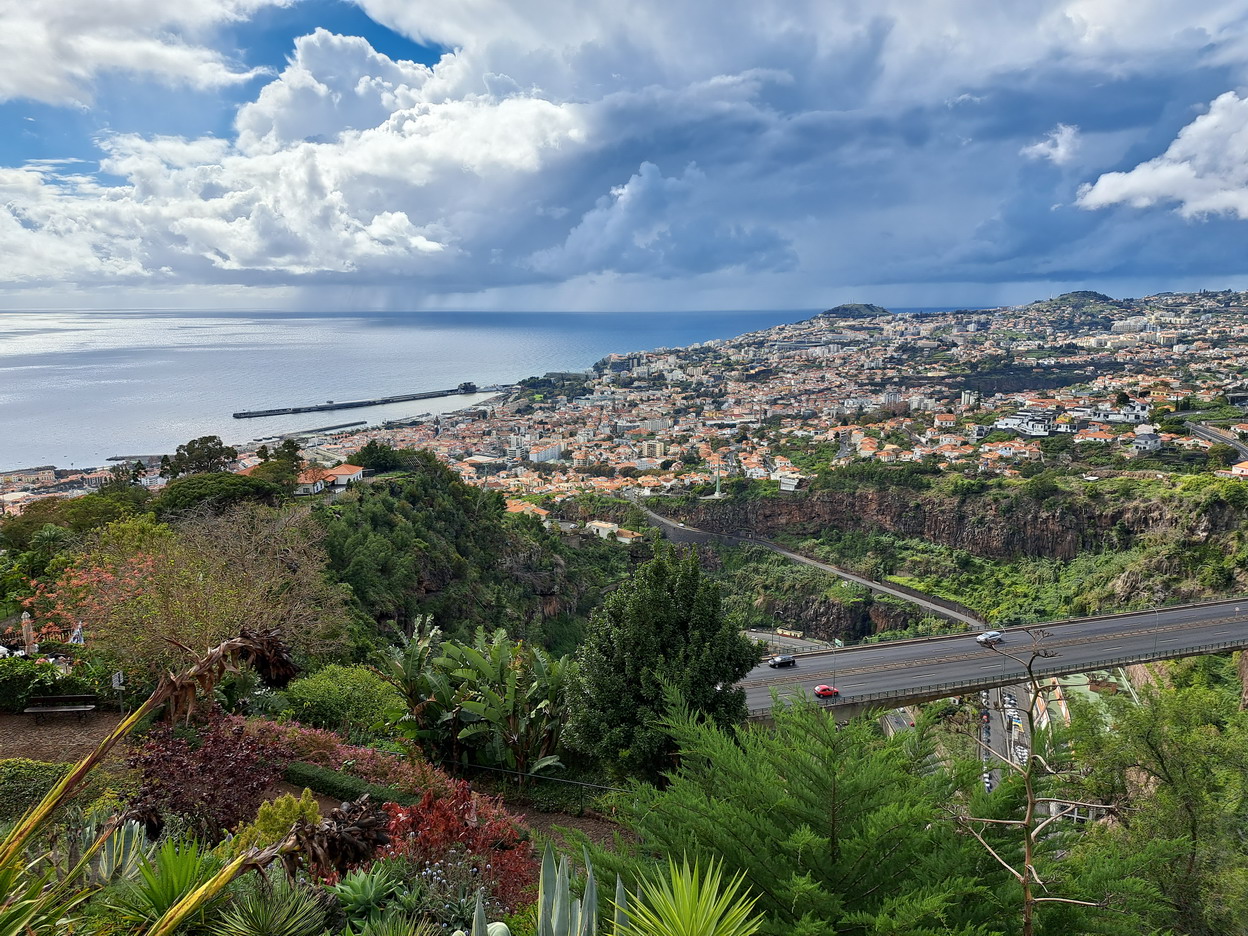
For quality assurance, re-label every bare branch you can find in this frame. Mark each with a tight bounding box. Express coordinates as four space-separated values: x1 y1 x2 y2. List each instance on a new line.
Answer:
963 729 1025 773
1035 798 1112 810
948 814 1025 827
1034 897 1119 910
962 822 1024 882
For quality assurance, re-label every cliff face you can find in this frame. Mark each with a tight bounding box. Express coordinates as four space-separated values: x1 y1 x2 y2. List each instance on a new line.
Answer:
761 594 921 644
672 489 1241 561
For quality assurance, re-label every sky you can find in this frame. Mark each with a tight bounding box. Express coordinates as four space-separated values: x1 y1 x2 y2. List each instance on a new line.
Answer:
2 0 1248 312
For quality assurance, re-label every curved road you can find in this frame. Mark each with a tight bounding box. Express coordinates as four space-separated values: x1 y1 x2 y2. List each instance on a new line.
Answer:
1187 422 1248 460
635 502 980 626
633 498 1248 714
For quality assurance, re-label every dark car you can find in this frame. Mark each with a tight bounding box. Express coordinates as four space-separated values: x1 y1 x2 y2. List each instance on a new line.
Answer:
767 655 797 668
813 684 840 698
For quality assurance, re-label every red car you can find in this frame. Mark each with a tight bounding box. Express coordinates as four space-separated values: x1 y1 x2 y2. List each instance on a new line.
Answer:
813 684 840 698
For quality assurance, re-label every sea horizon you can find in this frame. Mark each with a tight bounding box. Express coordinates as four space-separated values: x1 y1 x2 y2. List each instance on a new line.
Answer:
1 306 982 471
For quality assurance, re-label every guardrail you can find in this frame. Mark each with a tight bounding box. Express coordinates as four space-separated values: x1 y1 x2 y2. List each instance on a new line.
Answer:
747 636 1248 718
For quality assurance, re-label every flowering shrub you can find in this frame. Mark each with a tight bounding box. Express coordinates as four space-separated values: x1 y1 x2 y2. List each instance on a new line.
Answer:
25 552 157 637
382 781 537 910
240 717 344 766
341 745 454 800
127 715 293 841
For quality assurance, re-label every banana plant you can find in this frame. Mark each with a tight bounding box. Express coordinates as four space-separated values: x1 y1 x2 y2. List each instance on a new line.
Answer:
443 629 574 777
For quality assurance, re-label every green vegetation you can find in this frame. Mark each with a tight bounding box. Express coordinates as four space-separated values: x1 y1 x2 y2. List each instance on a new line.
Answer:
315 450 631 648
158 434 238 478
285 664 404 738
1069 685 1248 934
565 545 758 781
154 471 282 514
282 761 421 806
0 759 71 820
586 698 1164 936
225 788 321 857
379 625 574 775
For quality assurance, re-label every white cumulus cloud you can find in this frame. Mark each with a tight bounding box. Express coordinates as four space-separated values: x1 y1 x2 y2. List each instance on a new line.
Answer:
0 0 291 105
6 0 1248 303
1077 92 1248 218
1021 124 1081 165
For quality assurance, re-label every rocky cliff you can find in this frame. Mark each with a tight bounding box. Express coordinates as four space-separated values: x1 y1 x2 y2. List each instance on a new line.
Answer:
670 487 1243 562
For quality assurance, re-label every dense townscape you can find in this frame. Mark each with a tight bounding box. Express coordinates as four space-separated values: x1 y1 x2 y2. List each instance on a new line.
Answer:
6 290 1248 511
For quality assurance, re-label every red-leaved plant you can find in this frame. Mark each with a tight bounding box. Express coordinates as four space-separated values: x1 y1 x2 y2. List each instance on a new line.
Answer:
382 781 537 910
127 714 293 841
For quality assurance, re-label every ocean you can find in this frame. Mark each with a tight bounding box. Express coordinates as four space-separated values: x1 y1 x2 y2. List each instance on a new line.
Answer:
1 308 823 470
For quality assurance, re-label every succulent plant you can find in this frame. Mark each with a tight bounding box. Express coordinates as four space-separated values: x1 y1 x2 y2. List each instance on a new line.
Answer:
449 890 512 936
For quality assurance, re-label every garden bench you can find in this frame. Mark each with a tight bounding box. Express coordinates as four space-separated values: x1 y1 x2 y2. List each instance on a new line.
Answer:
22 694 97 723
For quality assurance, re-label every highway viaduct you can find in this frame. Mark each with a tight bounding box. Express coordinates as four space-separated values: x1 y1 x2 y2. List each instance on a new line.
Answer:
635 499 1248 717
741 598 1248 718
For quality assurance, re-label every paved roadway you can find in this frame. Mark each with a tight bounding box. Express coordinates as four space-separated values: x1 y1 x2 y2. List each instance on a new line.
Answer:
743 598 1248 713
1187 422 1248 460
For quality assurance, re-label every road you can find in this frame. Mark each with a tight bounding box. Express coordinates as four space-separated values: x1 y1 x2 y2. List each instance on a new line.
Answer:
634 502 981 626
742 598 1248 713
1186 422 1248 460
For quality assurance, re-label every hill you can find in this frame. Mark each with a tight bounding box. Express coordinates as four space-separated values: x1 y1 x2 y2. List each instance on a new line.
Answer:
819 302 891 318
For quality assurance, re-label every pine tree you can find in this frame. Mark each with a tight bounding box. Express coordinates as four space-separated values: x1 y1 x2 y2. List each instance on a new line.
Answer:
564 544 757 780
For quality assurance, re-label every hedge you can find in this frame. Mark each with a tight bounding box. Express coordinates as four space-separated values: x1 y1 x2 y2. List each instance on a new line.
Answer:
0 759 71 820
282 762 420 807
0 658 61 713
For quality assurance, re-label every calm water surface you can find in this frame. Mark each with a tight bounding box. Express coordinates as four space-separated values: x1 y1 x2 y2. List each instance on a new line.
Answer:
0 309 813 469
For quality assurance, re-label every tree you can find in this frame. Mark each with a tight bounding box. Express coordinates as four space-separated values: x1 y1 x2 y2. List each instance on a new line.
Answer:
1069 684 1248 935
564 545 757 780
588 699 990 935
352 440 419 472
949 632 1164 936
1114 391 1131 407
1207 443 1238 469
161 435 238 478
155 471 282 515
25 507 349 684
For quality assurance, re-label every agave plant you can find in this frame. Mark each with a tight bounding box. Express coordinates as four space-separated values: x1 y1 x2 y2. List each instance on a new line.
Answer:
537 842 598 936
617 857 763 936
111 838 226 929
450 889 513 936
331 865 401 930
44 816 152 888
357 911 443 936
212 873 329 936
453 842 623 936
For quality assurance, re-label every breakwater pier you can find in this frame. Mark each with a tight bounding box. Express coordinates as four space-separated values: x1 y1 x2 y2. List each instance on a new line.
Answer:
232 382 486 419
